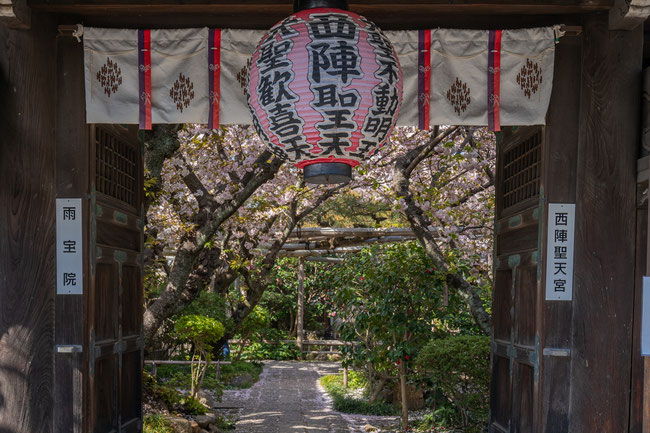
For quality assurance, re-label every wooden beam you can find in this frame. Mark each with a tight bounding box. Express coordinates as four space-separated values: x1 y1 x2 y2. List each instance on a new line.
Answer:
143 360 231 365
32 1 602 29
280 246 366 257
229 339 353 346
28 0 614 14
289 227 415 239
630 181 649 433
60 13 586 31
278 235 416 250
305 257 345 263
0 0 30 28
610 0 650 30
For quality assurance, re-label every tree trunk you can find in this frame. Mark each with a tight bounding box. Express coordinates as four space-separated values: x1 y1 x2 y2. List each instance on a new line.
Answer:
143 153 283 346
233 332 250 362
398 361 409 430
192 347 210 400
289 309 296 337
368 375 388 404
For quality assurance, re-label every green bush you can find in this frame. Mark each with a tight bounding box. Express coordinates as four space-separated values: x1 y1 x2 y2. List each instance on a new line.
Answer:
413 404 462 431
220 361 264 388
214 416 237 430
320 374 398 416
143 414 174 433
143 370 209 415
181 396 208 415
332 397 396 416
232 306 271 360
183 291 232 330
241 341 301 360
320 374 346 395
153 360 263 391
174 314 225 398
240 306 271 339
143 371 182 409
416 335 490 430
174 315 225 348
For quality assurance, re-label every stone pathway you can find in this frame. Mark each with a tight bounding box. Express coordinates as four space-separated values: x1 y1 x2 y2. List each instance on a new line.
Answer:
216 361 353 433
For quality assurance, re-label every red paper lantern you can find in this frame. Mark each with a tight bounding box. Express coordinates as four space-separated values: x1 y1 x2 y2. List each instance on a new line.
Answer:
247 7 403 183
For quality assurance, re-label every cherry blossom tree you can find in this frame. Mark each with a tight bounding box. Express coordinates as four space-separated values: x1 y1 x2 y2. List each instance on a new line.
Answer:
143 124 344 346
323 125 495 335
143 123 495 349
390 126 494 335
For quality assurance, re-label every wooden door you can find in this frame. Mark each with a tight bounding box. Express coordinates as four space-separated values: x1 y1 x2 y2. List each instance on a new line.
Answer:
86 124 144 433
490 126 543 433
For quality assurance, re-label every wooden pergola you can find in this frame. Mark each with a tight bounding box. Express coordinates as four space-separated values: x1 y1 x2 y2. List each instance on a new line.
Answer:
274 227 417 256
2 1 650 432
277 227 418 353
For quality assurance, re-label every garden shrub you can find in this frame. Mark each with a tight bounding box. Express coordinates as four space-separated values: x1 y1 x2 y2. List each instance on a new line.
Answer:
416 335 490 431
220 360 264 388
143 371 182 409
320 374 398 416
142 371 208 415
413 403 462 431
181 396 208 415
174 314 225 398
233 306 271 360
183 291 232 328
143 414 174 433
241 341 301 360
152 360 263 391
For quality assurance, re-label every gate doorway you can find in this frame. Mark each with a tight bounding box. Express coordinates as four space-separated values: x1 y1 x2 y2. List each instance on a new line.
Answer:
0 3 648 433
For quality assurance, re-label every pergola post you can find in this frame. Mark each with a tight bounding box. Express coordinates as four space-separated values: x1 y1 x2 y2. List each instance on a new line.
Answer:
297 257 305 357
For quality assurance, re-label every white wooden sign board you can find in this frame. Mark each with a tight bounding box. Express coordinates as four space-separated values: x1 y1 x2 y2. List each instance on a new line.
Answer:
545 203 575 301
642 276 650 356
56 198 83 295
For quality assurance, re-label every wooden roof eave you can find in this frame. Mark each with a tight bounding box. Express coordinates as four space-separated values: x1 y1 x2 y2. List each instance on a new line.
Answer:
28 0 611 30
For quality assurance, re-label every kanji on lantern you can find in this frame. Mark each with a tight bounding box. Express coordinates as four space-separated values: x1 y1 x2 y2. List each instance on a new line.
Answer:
247 8 403 181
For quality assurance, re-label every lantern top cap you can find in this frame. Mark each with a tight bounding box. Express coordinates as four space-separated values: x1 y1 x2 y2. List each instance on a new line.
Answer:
293 0 348 12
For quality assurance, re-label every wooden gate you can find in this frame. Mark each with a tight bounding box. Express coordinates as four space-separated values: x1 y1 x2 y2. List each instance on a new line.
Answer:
490 19 642 433
86 125 144 433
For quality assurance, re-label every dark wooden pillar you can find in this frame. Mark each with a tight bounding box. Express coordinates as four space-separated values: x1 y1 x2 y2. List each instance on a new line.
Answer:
537 27 582 433
569 14 641 433
0 13 58 433
54 34 88 433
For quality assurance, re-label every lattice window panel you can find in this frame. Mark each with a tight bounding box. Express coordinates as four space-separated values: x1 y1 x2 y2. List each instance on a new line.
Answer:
502 131 541 209
95 127 138 208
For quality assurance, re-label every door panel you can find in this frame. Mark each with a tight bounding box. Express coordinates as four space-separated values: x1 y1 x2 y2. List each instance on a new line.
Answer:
490 127 542 433
87 125 144 433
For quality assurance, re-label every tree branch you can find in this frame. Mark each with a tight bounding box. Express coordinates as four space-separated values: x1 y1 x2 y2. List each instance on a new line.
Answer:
393 131 493 336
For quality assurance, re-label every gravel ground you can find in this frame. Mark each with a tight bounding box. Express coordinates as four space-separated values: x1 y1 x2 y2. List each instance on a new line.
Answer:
215 361 401 433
